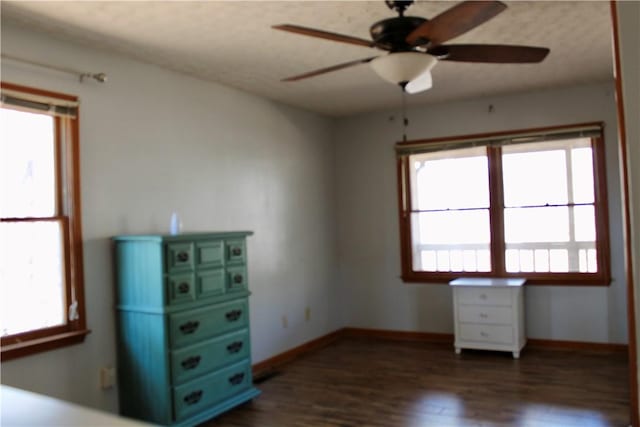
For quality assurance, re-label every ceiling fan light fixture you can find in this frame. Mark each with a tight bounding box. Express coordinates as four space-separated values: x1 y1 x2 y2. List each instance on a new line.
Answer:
405 70 433 94
370 52 437 89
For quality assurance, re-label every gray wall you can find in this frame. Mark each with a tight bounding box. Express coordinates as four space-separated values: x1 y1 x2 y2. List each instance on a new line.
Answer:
1 22 340 412
1 10 634 417
334 82 628 344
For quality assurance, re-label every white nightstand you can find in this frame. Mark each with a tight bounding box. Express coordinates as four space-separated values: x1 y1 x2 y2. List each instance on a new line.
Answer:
450 278 526 359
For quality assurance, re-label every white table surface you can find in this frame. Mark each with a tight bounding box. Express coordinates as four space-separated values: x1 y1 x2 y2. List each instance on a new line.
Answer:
1 385 152 426
449 278 526 287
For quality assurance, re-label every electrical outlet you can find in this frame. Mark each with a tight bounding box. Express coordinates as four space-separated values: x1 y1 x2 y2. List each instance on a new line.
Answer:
100 366 116 389
281 315 288 328
305 306 311 322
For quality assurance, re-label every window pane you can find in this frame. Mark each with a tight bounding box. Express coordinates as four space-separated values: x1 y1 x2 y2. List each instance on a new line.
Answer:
411 210 491 272
415 210 491 244
411 148 489 210
506 248 570 273
504 206 570 243
549 249 569 272
0 221 66 336
574 205 596 241
572 147 595 203
502 146 567 207
0 108 56 218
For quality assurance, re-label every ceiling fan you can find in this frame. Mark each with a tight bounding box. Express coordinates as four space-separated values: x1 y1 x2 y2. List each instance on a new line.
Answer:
273 0 550 94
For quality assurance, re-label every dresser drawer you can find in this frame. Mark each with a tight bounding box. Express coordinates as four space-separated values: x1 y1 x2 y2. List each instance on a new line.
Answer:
196 240 224 269
225 239 246 265
169 299 248 348
458 305 512 325
226 266 247 292
459 324 514 345
167 273 196 305
173 360 252 421
166 243 195 273
457 287 512 306
171 329 250 385
197 269 225 299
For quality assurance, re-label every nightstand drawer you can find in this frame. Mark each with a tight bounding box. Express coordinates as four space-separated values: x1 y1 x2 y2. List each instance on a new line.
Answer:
459 324 514 345
169 299 248 348
173 360 251 421
458 305 512 325
171 329 250 384
457 288 511 306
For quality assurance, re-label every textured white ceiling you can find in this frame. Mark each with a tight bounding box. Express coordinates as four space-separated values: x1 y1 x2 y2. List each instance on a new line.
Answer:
1 1 613 117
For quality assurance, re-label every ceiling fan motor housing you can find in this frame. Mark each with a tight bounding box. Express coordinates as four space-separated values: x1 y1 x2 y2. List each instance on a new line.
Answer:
370 17 428 51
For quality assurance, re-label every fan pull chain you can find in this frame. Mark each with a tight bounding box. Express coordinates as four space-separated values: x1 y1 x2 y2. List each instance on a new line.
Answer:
402 89 408 142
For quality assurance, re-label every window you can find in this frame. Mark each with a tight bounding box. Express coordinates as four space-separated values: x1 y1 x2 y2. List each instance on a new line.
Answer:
397 123 611 285
1 82 88 360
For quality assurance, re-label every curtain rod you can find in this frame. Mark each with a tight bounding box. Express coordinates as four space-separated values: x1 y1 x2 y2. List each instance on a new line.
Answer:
1 53 107 83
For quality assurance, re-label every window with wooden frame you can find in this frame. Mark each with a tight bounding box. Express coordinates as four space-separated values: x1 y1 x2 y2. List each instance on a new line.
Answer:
396 123 611 285
1 82 89 361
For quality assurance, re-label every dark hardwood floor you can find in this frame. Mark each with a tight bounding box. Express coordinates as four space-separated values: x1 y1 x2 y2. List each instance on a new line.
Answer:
207 338 630 427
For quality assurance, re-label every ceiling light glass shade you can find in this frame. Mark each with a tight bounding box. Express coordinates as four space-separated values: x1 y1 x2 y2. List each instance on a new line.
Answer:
405 71 433 94
370 52 437 87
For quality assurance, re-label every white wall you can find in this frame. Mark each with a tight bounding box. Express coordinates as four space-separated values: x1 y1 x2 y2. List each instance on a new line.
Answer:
1 23 339 412
615 1 640 414
334 82 628 344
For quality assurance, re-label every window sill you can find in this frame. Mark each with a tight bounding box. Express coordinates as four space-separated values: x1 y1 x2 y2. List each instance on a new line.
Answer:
401 272 611 286
1 329 91 362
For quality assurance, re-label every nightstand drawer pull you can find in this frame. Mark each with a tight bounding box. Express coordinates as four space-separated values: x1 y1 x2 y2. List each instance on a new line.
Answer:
226 341 243 354
480 331 489 338
177 251 190 262
181 356 201 370
183 390 203 405
233 274 243 284
228 372 245 385
179 321 200 335
480 293 488 300
231 247 242 256
479 313 488 319
178 282 190 294
225 309 242 321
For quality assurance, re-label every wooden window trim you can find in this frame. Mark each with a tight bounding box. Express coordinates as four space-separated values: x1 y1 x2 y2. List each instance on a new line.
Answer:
1 82 89 361
397 123 612 286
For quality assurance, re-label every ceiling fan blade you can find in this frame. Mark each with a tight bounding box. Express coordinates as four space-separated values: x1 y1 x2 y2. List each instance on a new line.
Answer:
282 56 379 82
273 24 376 49
431 44 550 63
406 1 507 47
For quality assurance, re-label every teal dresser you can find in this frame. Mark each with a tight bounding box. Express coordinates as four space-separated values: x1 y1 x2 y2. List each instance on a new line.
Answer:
112 231 260 426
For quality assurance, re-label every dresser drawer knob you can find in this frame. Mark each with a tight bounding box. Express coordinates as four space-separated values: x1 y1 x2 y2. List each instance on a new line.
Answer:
179 321 200 334
178 282 190 294
228 372 245 385
181 356 201 370
479 313 488 319
183 390 203 405
231 247 242 257
227 341 243 354
225 309 242 322
177 251 190 263
480 331 489 338
480 293 488 300
233 274 243 284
